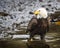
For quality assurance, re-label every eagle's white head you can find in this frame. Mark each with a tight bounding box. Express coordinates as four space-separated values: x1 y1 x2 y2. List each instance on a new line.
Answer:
34 7 48 19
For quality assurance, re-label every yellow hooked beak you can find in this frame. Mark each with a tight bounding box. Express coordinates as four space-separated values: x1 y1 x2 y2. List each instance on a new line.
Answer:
34 10 40 15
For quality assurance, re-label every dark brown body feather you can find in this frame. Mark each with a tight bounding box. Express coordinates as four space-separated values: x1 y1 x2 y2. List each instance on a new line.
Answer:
27 17 49 41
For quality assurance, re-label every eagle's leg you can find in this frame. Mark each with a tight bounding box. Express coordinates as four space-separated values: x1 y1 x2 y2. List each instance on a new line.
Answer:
28 32 34 41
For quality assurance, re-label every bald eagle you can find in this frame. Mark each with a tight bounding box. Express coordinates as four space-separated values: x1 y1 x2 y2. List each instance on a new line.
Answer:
27 8 49 41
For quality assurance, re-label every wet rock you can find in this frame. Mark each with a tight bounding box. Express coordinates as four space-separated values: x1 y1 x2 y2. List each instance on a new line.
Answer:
27 40 50 48
50 11 60 19
46 8 49 11
10 16 13 19
0 12 9 16
18 8 24 11
0 40 27 48
48 4 51 7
